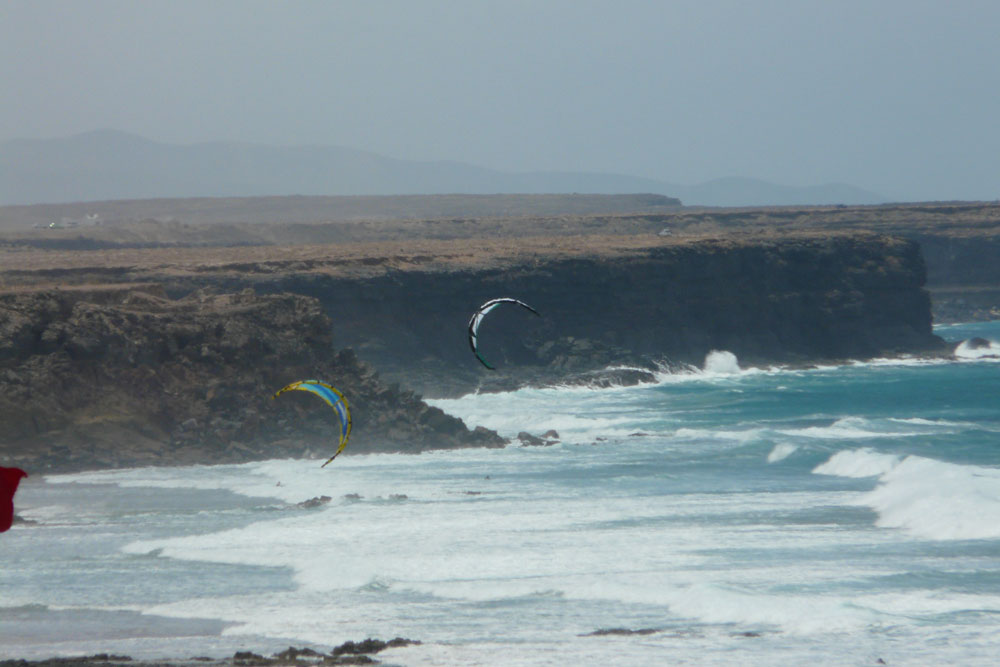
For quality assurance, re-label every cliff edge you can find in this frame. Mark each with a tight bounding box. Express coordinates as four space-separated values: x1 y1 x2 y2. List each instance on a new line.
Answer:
0 286 502 473
0 228 947 471
181 233 944 396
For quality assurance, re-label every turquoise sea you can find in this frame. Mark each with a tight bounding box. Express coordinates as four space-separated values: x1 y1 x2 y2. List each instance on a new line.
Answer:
2 322 999 665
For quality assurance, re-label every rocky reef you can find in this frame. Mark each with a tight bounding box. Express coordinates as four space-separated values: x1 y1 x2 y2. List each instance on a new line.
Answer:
0 638 421 667
0 286 502 473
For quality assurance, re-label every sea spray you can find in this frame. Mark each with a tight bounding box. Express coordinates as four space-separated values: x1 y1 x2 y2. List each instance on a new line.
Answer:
812 448 901 478
703 350 740 374
955 337 1000 359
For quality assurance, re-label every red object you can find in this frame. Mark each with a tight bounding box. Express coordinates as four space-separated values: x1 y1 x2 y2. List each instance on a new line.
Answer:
0 466 28 533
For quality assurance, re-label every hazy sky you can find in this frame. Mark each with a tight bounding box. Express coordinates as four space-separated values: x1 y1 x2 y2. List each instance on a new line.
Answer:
3 0 999 201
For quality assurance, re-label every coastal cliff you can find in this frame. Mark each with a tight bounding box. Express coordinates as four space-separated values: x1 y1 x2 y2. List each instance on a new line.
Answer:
1 231 945 395
0 286 502 472
4 198 994 323
253 233 941 395
0 228 945 471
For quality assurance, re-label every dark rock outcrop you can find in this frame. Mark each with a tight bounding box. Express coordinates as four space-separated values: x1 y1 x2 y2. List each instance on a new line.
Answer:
0 229 948 472
581 627 661 636
296 495 332 509
0 286 502 472
250 234 945 396
516 430 560 447
0 232 944 399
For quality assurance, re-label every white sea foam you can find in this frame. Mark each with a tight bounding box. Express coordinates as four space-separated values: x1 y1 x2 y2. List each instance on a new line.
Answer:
672 427 767 445
539 344 1000 399
48 460 338 504
955 338 1000 359
857 456 1000 540
47 451 511 504
431 351 775 445
856 589 1000 618
849 355 951 368
649 350 780 384
814 448 1000 540
122 490 716 593
612 344 997 389
703 350 740 374
661 583 873 635
767 443 798 463
852 338 1000 366
779 416 931 441
887 417 962 427
812 448 902 478
25 441 998 663
131 521 883 643
428 387 643 442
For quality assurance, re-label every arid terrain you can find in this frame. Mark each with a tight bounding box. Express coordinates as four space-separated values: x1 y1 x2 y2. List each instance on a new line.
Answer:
2 195 998 321
1 194 993 473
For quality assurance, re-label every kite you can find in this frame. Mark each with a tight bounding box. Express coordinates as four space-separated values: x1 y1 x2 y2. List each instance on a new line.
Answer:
273 381 352 467
1 466 27 533
468 298 541 370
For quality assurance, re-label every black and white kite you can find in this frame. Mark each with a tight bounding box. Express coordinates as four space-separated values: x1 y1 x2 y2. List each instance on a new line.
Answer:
467 298 541 370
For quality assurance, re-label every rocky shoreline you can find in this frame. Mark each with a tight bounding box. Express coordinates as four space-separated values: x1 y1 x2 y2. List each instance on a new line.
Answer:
0 639 420 667
0 226 952 474
0 285 501 474
222 232 949 397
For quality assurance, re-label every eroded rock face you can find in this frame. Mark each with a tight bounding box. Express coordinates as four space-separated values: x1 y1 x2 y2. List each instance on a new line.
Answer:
0 232 948 471
0 287 502 472
265 234 946 396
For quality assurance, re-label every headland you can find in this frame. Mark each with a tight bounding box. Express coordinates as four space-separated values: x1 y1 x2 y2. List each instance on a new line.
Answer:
2 195 984 473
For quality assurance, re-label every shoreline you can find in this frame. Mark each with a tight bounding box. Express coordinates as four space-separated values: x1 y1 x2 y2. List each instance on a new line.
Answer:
0 639 422 667
6 341 980 477
1 231 949 474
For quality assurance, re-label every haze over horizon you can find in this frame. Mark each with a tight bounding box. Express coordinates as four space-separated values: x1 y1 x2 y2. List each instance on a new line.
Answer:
3 1 999 203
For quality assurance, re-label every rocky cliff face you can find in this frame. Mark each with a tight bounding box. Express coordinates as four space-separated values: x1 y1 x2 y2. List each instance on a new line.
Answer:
4 199 998 324
244 234 943 396
914 233 1000 321
0 230 946 472
0 287 502 473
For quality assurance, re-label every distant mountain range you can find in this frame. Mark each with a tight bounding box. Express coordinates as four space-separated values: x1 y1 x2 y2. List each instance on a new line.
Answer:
0 130 886 207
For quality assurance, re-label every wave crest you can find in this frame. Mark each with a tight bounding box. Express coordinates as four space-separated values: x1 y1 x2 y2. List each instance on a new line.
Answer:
703 350 740 374
812 448 901 477
955 337 1000 359
815 448 1000 541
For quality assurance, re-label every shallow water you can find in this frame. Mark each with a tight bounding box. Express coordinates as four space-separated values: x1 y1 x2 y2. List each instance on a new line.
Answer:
3 322 1000 665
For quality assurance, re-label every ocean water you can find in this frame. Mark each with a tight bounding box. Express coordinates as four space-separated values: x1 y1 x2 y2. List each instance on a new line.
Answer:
2 322 1000 665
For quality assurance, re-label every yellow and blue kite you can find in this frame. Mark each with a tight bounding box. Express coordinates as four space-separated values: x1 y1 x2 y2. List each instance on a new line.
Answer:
274 380 352 467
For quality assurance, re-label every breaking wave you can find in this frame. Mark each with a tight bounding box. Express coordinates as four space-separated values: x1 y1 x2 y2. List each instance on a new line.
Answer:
812 448 902 478
814 448 1000 540
703 350 740 374
767 443 799 463
954 338 1000 359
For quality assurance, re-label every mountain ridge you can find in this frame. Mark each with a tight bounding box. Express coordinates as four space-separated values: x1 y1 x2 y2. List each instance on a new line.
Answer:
1 129 885 207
